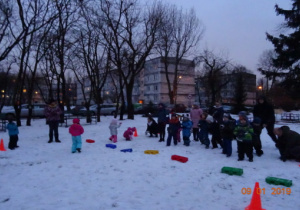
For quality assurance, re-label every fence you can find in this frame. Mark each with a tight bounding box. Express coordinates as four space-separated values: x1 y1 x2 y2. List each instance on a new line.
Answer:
280 113 300 122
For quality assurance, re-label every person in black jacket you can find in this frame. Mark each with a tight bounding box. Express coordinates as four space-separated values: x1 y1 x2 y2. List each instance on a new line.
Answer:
146 116 158 137
210 101 224 149
251 117 264 156
253 95 277 144
220 113 236 157
274 126 300 162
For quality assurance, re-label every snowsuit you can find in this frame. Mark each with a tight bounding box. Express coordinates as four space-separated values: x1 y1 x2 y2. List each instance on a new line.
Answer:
123 127 135 141
6 121 19 150
198 119 210 147
146 118 158 137
182 119 193 146
211 106 224 148
109 119 121 143
69 119 84 153
220 119 235 157
166 118 181 146
251 117 264 156
234 120 254 161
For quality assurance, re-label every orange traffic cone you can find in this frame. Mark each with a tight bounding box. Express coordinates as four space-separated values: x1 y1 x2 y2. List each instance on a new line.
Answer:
0 139 6 151
133 128 138 137
245 182 266 210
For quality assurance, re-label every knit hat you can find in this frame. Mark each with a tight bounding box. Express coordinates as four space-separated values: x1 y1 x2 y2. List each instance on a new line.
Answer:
110 118 118 125
73 118 80 124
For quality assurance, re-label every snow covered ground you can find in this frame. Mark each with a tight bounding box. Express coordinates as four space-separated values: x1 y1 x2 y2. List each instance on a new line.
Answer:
0 111 299 210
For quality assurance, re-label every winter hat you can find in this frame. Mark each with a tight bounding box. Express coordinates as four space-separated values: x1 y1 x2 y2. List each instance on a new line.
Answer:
238 111 248 122
183 116 189 121
253 117 261 124
110 118 118 125
73 118 80 124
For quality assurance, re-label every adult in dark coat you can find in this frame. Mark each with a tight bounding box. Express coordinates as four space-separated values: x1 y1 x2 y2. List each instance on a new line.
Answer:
157 103 169 142
253 95 277 144
44 99 62 143
274 126 300 162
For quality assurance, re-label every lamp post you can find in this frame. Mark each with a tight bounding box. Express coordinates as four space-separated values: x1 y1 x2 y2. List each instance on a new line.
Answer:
174 75 182 108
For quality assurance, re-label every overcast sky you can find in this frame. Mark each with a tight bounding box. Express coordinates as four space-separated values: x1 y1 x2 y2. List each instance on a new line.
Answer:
159 0 291 77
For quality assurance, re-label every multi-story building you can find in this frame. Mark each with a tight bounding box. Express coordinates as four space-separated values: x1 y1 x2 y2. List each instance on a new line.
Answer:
195 72 257 106
132 57 195 106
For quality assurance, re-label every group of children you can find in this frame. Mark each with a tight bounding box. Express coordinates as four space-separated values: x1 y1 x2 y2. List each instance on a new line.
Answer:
5 110 262 161
144 111 263 162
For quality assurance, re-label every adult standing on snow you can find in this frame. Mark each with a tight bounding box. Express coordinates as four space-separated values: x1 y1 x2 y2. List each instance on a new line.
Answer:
157 103 169 142
44 99 62 143
189 104 203 141
253 95 277 144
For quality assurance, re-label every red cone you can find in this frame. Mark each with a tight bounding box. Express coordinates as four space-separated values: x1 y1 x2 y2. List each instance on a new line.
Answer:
245 182 266 210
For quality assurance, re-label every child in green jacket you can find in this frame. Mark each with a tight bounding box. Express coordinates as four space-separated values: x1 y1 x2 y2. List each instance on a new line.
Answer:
234 113 254 162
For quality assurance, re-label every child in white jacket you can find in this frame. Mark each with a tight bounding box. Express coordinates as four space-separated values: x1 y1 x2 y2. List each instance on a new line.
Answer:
109 118 122 143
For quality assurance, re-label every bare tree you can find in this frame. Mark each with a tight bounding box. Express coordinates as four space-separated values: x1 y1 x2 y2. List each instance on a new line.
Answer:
257 49 283 92
0 0 57 62
155 5 204 104
194 49 231 106
11 0 58 126
97 0 164 119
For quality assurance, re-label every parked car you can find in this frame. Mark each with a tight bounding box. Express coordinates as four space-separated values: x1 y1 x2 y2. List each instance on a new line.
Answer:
166 104 189 113
72 104 119 116
1 103 47 118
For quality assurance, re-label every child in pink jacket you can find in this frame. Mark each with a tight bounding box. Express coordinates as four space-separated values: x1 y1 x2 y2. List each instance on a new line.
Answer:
69 118 84 153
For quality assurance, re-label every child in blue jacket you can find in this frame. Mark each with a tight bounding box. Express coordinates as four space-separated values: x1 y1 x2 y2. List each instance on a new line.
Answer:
6 114 19 150
181 115 193 146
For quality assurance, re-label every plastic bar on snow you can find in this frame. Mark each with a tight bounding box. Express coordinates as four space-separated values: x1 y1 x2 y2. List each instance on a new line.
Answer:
221 166 243 176
265 176 292 187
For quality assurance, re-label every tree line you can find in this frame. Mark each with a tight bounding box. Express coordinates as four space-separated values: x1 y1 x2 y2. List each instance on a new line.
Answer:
1 0 298 126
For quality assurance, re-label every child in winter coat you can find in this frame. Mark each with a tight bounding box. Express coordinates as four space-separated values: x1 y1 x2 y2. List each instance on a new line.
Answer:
146 116 158 137
251 117 264 156
234 114 254 162
198 112 210 149
181 115 193 146
109 118 122 143
123 127 136 141
220 113 236 157
6 114 19 150
166 114 181 146
69 118 84 153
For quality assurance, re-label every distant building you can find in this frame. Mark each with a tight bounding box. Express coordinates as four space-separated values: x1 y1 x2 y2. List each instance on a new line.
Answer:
195 72 257 106
132 57 195 106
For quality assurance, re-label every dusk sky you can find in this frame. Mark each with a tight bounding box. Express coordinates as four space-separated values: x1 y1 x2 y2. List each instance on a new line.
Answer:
160 0 291 77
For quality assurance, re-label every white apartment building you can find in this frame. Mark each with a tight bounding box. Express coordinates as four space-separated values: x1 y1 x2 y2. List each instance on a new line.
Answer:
133 57 195 106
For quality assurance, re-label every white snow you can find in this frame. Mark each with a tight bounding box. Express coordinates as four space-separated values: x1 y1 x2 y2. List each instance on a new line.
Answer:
0 112 299 210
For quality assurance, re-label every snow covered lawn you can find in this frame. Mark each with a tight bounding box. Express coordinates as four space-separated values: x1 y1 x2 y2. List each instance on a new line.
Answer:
0 115 299 210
